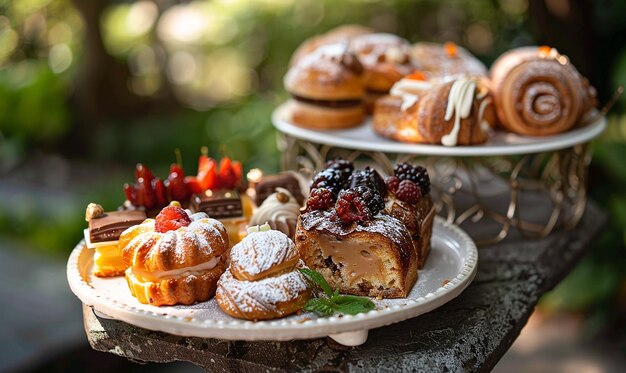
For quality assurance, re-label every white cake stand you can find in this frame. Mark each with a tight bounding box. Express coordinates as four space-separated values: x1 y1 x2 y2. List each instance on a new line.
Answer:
272 104 607 244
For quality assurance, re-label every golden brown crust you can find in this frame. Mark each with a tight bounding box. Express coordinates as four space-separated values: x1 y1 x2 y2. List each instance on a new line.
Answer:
125 261 226 306
349 33 414 92
285 99 365 130
411 42 487 78
284 45 365 101
490 47 597 136
384 195 435 269
373 79 494 145
119 217 229 272
373 95 424 142
290 24 374 66
229 230 300 281
295 211 417 298
215 268 311 321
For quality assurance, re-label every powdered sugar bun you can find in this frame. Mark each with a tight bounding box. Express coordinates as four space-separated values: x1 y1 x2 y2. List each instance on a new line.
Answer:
215 261 310 321
229 229 299 281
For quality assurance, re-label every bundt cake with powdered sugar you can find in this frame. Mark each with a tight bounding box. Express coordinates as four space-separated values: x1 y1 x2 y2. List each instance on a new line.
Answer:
119 203 229 306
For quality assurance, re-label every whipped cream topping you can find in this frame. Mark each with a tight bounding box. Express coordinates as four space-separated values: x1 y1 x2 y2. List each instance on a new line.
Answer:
130 256 221 282
389 78 433 111
441 79 477 146
249 188 301 237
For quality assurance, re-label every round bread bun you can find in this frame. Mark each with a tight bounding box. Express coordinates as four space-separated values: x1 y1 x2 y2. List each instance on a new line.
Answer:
215 265 311 321
349 33 414 92
290 24 374 66
285 98 365 130
411 42 487 78
284 44 364 101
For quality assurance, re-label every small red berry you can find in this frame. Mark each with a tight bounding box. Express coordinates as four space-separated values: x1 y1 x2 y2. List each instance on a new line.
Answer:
306 188 334 211
385 176 400 193
335 189 372 223
155 205 192 233
395 180 422 204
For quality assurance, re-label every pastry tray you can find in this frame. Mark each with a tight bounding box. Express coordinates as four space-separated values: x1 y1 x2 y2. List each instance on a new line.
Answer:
272 104 606 157
67 217 477 346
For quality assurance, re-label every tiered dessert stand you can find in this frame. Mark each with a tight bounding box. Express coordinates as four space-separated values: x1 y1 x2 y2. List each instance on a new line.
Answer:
272 104 607 245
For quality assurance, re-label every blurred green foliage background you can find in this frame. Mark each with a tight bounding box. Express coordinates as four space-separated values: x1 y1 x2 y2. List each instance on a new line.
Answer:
0 0 624 337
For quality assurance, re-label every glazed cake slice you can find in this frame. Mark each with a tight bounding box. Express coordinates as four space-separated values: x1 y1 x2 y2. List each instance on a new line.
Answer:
384 194 435 269
295 210 418 298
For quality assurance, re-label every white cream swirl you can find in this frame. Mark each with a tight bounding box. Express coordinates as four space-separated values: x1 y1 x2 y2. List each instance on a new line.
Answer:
249 188 301 238
390 78 433 111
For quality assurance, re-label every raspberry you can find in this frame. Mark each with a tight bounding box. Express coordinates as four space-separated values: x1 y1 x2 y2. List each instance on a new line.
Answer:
335 189 372 223
385 176 400 193
155 205 192 233
394 163 430 194
353 186 385 216
395 180 422 204
311 169 348 195
305 188 334 211
348 167 387 196
325 158 354 176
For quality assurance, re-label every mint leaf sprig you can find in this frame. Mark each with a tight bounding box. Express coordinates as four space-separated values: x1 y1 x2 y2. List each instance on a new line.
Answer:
299 268 376 316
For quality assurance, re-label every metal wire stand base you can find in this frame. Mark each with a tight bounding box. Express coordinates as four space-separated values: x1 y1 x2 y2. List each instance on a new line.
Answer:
278 134 591 245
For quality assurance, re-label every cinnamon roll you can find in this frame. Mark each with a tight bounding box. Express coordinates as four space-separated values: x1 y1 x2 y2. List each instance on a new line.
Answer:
490 46 597 136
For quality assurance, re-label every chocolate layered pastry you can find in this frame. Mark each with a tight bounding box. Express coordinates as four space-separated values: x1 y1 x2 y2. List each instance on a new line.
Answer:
254 172 307 206
191 189 243 219
191 190 247 247
83 203 147 278
88 210 147 243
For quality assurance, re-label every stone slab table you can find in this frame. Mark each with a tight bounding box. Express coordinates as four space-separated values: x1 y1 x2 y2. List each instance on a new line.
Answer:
81 201 606 372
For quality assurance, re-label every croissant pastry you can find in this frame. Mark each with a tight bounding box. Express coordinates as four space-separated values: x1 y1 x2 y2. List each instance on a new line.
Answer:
373 73 495 146
490 46 597 136
216 229 311 321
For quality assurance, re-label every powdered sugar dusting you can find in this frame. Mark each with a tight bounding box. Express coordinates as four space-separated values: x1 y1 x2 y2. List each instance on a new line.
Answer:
216 261 309 314
122 212 228 271
229 230 298 278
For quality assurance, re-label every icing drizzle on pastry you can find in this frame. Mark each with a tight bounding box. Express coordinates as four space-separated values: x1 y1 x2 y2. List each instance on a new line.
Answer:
442 79 477 146
390 78 433 111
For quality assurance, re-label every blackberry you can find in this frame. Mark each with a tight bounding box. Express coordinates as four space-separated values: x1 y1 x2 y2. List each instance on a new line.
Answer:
305 188 334 211
335 189 372 223
394 163 430 194
310 169 348 195
348 167 387 196
325 158 354 176
396 180 422 204
353 186 385 216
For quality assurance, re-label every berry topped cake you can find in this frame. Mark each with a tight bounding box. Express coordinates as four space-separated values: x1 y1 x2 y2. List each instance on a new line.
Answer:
295 158 433 298
384 163 435 269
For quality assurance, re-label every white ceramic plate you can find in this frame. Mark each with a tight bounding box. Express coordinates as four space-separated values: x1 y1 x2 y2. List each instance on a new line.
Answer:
272 104 606 157
67 217 477 346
